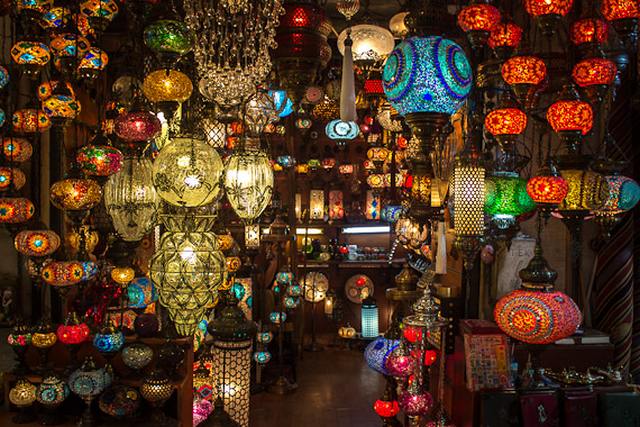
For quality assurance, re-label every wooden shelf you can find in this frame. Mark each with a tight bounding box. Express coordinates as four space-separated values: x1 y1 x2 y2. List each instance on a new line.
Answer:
297 258 405 269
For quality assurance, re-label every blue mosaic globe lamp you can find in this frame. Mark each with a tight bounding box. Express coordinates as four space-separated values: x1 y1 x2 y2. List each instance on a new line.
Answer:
69 357 113 427
364 336 400 375
382 36 472 154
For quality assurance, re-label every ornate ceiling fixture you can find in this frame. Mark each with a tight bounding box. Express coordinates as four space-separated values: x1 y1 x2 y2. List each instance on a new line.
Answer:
184 0 283 108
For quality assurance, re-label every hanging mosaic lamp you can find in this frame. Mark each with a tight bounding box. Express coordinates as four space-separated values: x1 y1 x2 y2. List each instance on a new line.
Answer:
571 55 617 102
457 3 501 47
0 167 26 191
484 106 527 148
12 108 50 134
501 55 547 109
488 21 523 59
11 40 50 78
524 0 574 35
494 240 581 344
76 138 123 177
104 156 159 242
42 82 81 127
224 148 274 221
485 172 536 229
79 0 119 32
601 0 639 46
114 106 162 144
244 91 279 138
593 168 640 235
14 230 61 257
0 197 34 224
570 18 609 47
152 135 223 207
41 260 85 288
546 84 593 153
142 69 193 117
50 177 102 212
325 119 359 142
526 165 569 213
2 137 32 162
78 47 109 80
556 168 608 217
144 19 194 66
56 313 90 345
49 33 91 75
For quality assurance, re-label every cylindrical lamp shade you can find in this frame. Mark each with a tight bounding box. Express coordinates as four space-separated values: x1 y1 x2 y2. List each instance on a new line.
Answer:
14 230 60 257
365 190 381 220
361 298 379 338
453 159 485 236
224 150 274 221
211 339 252 427
309 189 324 221
382 36 472 116
485 173 536 227
244 224 261 250
558 169 608 212
0 198 35 224
105 157 159 242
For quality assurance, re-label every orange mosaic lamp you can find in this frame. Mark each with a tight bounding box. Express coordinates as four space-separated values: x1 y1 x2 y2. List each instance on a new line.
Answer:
572 55 617 102
484 106 527 148
0 197 35 224
11 108 51 134
524 0 573 35
457 3 501 47
546 84 593 153
14 230 61 257
501 55 547 109
526 162 569 216
570 18 609 46
488 21 523 58
601 0 639 46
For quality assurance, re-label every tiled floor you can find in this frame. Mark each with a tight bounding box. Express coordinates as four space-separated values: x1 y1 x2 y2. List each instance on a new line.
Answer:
251 348 385 427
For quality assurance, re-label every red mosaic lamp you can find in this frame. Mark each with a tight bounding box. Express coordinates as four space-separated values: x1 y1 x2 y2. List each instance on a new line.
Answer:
527 167 569 214
570 18 609 47
524 0 574 35
56 312 90 345
501 55 547 109
546 83 593 153
488 21 523 59
494 232 582 345
571 54 617 102
601 0 639 46
374 383 402 427
457 2 501 47
484 106 527 148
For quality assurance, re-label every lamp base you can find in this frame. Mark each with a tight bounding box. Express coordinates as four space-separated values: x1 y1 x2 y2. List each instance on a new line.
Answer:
268 375 298 395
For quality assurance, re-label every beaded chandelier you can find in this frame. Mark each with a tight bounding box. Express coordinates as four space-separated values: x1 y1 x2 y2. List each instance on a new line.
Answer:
184 0 283 107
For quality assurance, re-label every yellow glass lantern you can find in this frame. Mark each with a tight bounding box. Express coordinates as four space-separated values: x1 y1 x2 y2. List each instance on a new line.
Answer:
9 379 37 409
453 153 486 237
111 267 135 285
224 149 274 221
11 41 51 76
32 331 57 349
50 178 102 211
142 69 193 103
244 224 261 250
42 94 81 124
217 233 235 252
558 169 608 213
49 33 90 73
309 189 325 221
153 136 223 207
14 230 61 257
65 226 99 257
79 0 119 31
37 81 75 101
226 256 242 273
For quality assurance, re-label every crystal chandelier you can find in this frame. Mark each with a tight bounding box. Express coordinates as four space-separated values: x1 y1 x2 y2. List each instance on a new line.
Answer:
184 0 283 107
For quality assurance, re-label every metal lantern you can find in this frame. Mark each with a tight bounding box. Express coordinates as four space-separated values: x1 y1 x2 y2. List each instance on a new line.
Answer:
208 295 257 427
153 136 223 208
224 149 274 221
140 370 174 424
104 156 159 242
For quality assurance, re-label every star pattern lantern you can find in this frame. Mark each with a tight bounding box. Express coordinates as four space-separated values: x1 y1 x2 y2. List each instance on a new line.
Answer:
546 84 593 152
152 136 223 208
485 172 536 229
14 230 61 257
527 172 569 212
570 18 609 47
0 197 35 224
115 110 162 143
76 143 123 177
457 3 501 47
571 57 617 101
142 69 193 116
484 107 527 148
601 0 639 46
488 22 523 58
11 41 51 77
0 167 26 191
41 261 85 288
79 0 119 31
501 55 547 109
50 178 102 211
524 0 574 35
3 137 33 162
78 48 109 80
12 108 51 134
224 149 274 221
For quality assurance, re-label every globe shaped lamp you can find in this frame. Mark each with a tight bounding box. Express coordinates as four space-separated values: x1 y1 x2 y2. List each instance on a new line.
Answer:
601 0 639 45
11 40 50 78
144 19 194 65
501 55 547 108
570 18 609 47
524 0 574 35
7 322 32 373
224 149 274 221
14 229 60 257
399 382 433 417
9 378 37 423
457 3 501 47
50 177 102 212
36 375 69 424
383 36 471 154
114 109 162 143
79 0 119 31
546 84 593 153
153 135 223 208
337 24 395 65
69 357 113 427
364 336 399 375
3 137 33 162
527 167 569 214
0 167 26 191
56 312 90 346
594 174 640 236
142 69 193 117
76 140 123 178
12 108 51 134
0 197 35 224
122 343 154 375
488 21 523 58
140 370 174 424
571 56 617 101
78 47 109 80
485 172 536 229
484 106 527 147
92 326 125 356
49 33 90 76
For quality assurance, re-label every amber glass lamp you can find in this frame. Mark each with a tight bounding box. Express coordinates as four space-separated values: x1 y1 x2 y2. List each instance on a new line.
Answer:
524 0 574 35
484 106 527 150
546 84 593 153
224 148 274 221
501 55 547 109
601 0 639 46
50 177 102 211
78 47 109 80
0 197 35 224
527 168 568 214
488 22 523 59
570 18 609 47
3 137 33 162
457 3 501 47
571 56 617 101
79 0 119 31
9 379 37 424
142 69 193 116
12 108 51 134
141 370 174 424
11 40 51 78
14 229 61 257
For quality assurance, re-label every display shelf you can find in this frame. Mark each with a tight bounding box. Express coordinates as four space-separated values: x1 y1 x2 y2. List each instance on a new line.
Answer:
297 258 405 269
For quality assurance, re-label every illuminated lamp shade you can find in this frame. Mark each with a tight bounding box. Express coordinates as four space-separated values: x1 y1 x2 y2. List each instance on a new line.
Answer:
364 79 384 95
399 388 433 416
111 267 135 286
224 149 274 221
389 11 409 37
0 198 34 224
40 7 70 30
0 65 8 89
105 157 159 242
12 109 50 134
200 118 227 149
79 0 119 31
457 3 501 46
49 33 90 73
75 12 95 38
383 36 472 116
42 94 81 124
153 136 223 207
366 190 381 220
37 80 75 101
150 230 225 335
598 175 640 214
527 173 569 207
366 174 385 189
41 261 84 287
601 0 639 33
337 24 395 63
10 41 50 77
142 69 193 104
485 172 536 229
0 167 26 191
309 189 324 221
524 0 574 30
244 91 278 137
9 379 36 413
374 399 400 419
546 98 593 136
364 336 399 374
76 144 123 177
37 376 69 410
115 110 162 142
14 230 60 257
570 18 609 46
93 327 125 354
326 119 359 140
558 169 607 213
501 55 547 108
127 277 158 308
572 57 617 91
144 20 194 64
488 22 523 58
16 0 53 14
78 48 109 80
268 90 294 119
329 190 344 220
484 107 527 137
56 316 90 345
361 297 379 338
453 153 485 237
50 178 102 211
